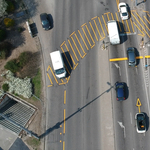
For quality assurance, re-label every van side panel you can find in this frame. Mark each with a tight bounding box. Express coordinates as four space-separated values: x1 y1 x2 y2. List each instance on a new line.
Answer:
107 20 120 45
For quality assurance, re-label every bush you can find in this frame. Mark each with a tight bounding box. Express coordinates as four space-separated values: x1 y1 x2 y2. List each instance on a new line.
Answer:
18 52 31 67
2 83 9 92
0 42 12 59
4 18 15 28
4 59 20 73
6 1 15 13
0 29 6 42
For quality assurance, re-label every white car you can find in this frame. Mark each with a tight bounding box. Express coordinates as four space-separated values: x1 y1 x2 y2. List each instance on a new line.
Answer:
135 113 146 133
118 2 129 20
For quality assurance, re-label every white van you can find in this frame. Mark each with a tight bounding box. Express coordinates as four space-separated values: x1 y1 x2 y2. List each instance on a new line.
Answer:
107 20 120 45
50 51 66 78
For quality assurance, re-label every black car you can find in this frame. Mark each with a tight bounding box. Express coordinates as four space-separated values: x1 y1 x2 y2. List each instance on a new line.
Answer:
40 13 51 30
135 113 146 133
127 47 136 66
115 82 125 101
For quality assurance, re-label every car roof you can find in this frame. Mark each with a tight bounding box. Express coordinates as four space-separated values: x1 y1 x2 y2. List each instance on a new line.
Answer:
128 49 135 62
116 83 124 98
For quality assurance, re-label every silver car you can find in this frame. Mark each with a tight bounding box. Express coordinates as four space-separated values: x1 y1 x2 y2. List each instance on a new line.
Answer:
118 2 129 20
127 47 136 66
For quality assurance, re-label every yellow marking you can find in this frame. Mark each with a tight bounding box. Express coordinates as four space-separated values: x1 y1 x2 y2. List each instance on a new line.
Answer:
61 79 64 83
85 24 95 48
147 13 150 17
91 16 97 20
49 65 59 84
93 19 102 39
133 22 145 37
132 12 150 37
73 63 78 70
60 41 65 47
115 12 122 32
60 133 62 135
63 141 65 150
60 140 62 142
136 98 141 113
65 43 76 65
66 76 70 83
122 20 126 32
70 31 75 37
126 20 130 33
144 16 150 24
78 30 89 50
98 17 105 37
60 125 62 127
104 12 110 21
60 46 73 69
130 18 135 32
47 73 53 85
68 39 79 61
143 11 149 13
89 21 98 41
63 109 65 134
136 12 150 31
110 57 128 61
116 0 119 11
81 27 92 47
81 23 86 28
145 55 150 58
64 90 66 104
111 13 114 20
64 64 70 75
102 15 108 33
71 36 83 58
47 85 53 87
136 56 143 59
74 33 86 54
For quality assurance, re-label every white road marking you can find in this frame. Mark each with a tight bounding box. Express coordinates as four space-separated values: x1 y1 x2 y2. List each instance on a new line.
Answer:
130 112 132 124
118 121 126 138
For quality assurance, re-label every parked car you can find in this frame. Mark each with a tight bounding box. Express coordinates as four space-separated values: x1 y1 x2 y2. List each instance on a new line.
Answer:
127 47 136 66
115 82 125 101
135 113 146 133
118 2 129 20
40 13 51 30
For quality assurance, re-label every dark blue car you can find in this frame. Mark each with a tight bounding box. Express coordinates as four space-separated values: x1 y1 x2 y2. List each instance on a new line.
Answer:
115 82 125 101
40 13 51 30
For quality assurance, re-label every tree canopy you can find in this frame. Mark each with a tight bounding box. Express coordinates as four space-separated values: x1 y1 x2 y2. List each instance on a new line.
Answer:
0 0 8 17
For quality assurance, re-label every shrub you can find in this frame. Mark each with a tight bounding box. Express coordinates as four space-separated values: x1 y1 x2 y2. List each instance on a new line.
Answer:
4 59 20 73
4 18 15 28
0 29 6 42
0 42 11 59
2 83 9 92
6 1 15 13
18 52 31 67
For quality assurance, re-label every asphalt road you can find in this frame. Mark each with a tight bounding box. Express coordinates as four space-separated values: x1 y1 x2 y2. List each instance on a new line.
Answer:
23 0 150 149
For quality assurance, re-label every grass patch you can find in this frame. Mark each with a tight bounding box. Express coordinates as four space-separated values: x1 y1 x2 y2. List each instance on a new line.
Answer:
26 137 40 148
32 69 42 100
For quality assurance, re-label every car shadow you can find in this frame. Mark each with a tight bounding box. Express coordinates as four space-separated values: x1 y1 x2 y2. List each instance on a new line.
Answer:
144 112 149 131
124 82 129 100
62 51 73 77
126 4 131 19
134 47 140 66
48 14 54 29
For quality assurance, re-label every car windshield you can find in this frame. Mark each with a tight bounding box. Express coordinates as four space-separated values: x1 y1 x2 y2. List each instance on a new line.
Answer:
128 51 135 62
42 20 48 26
122 12 127 16
55 68 65 75
137 114 146 130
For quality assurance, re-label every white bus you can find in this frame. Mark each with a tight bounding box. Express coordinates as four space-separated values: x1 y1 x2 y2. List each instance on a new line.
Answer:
107 20 120 45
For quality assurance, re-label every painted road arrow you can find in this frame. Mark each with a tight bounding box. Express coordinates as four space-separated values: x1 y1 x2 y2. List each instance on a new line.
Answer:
136 98 142 113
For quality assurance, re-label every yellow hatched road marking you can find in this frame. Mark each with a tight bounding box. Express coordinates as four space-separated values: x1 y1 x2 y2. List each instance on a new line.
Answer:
130 18 135 32
68 39 79 61
132 12 150 38
74 33 86 54
126 20 131 33
63 141 65 150
60 46 73 69
104 12 110 21
60 41 65 47
65 64 70 75
144 16 150 24
64 43 76 66
102 15 108 33
115 12 122 32
64 90 66 104
47 73 53 87
89 21 98 41
49 65 59 84
93 19 102 39
110 57 128 61
71 36 83 58
91 16 97 20
70 31 75 37
133 22 145 37
78 30 89 50
81 27 92 47
147 13 150 17
85 24 95 48
98 17 105 37
111 13 114 20
136 12 150 31
122 20 126 32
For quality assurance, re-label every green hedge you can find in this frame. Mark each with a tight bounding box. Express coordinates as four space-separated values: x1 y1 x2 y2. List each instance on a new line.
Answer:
4 18 15 28
0 29 6 42
2 83 9 92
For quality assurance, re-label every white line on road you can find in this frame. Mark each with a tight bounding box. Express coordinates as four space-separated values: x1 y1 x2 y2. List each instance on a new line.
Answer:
130 112 132 124
118 121 126 138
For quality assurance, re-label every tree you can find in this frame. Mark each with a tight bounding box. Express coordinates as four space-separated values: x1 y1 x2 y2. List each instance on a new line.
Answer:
0 0 8 17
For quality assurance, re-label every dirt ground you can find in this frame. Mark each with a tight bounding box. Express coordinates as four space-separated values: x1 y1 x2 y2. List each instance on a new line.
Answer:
0 13 44 150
